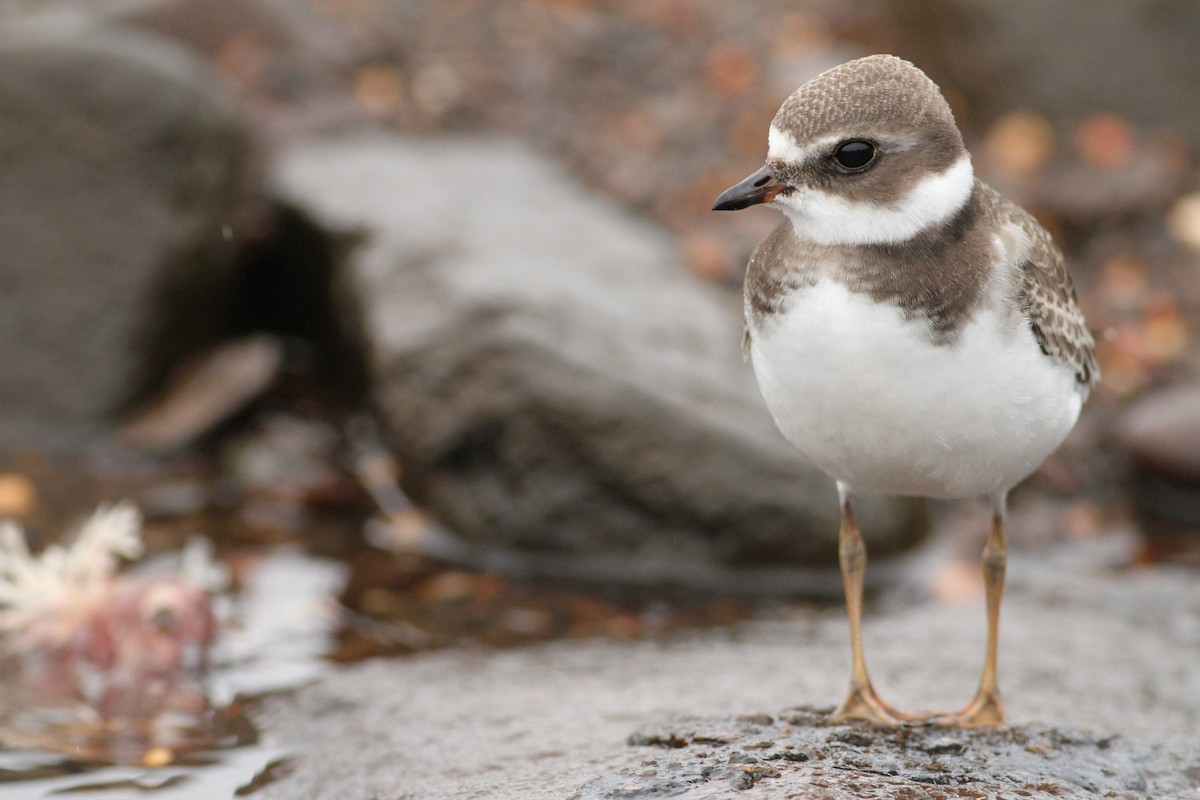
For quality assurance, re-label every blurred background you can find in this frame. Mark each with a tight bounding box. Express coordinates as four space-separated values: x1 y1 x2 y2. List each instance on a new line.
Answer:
1 0 1199 795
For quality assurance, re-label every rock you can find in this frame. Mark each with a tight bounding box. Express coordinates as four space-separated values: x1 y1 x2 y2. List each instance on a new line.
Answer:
0 23 257 451
273 135 926 590
247 560 1200 800
1120 382 1200 486
1118 382 1200 559
586 711 1178 798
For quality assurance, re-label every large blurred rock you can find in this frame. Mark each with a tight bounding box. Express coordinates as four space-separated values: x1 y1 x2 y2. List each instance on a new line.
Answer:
275 135 926 588
0 24 256 451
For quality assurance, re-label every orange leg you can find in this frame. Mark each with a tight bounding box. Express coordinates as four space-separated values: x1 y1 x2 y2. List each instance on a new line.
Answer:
830 483 918 727
936 492 1008 728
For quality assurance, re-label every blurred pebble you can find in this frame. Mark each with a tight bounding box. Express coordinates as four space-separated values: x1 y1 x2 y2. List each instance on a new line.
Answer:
412 63 463 117
729 104 776 157
1074 113 1135 170
0 473 37 517
681 229 733 281
602 612 643 638
138 480 210 518
142 746 174 768
503 607 552 636
1141 294 1188 363
354 63 407 116
929 558 982 605
213 31 272 86
1060 502 1104 539
1166 192 1200 253
1096 336 1148 397
618 108 666 149
705 43 759 96
384 508 436 551
416 570 492 604
767 14 832 55
630 0 703 35
1096 256 1147 309
983 110 1056 177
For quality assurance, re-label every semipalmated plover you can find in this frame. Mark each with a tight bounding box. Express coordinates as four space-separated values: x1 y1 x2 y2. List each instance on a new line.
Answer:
714 54 1097 727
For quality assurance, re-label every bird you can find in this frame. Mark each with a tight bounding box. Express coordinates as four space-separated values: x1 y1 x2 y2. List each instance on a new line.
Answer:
712 54 1097 728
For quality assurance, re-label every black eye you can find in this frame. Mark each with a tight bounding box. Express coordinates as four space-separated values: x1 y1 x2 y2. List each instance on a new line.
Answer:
833 140 877 170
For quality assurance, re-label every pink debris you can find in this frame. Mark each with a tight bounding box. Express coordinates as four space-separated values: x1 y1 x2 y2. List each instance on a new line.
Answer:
0 503 219 765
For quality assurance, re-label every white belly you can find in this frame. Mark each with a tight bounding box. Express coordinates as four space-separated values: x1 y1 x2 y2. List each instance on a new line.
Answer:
748 280 1082 499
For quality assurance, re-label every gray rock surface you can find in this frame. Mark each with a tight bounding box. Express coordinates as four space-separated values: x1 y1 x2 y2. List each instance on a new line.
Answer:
0 23 255 450
248 548 1200 799
274 135 926 584
585 711 1184 799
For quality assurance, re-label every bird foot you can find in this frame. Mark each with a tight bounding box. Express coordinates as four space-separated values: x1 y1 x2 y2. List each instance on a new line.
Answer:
831 684 922 728
929 690 1007 728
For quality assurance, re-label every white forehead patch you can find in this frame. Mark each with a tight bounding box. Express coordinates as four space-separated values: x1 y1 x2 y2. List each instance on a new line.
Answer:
767 125 840 164
773 155 975 246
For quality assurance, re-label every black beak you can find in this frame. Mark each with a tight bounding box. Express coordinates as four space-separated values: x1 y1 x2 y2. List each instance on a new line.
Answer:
712 165 784 211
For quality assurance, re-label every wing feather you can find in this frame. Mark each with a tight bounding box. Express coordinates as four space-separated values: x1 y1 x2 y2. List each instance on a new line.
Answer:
1002 199 1099 392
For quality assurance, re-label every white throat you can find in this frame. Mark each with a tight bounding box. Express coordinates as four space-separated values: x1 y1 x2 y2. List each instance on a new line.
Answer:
773 153 975 247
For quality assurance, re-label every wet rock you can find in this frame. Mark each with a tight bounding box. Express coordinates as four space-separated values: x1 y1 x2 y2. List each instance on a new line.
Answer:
0 23 257 450
580 710 1190 799
273 135 926 588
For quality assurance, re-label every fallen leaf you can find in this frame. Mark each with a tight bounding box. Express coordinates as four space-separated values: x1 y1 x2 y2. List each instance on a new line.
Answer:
121 335 284 453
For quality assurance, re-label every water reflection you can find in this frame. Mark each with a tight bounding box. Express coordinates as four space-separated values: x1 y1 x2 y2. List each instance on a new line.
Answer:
0 539 345 798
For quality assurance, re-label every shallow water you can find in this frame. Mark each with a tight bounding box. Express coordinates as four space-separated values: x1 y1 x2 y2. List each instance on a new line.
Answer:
0 546 345 798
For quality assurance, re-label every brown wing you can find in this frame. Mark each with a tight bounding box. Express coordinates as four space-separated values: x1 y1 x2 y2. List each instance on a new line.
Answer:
1005 202 1099 392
